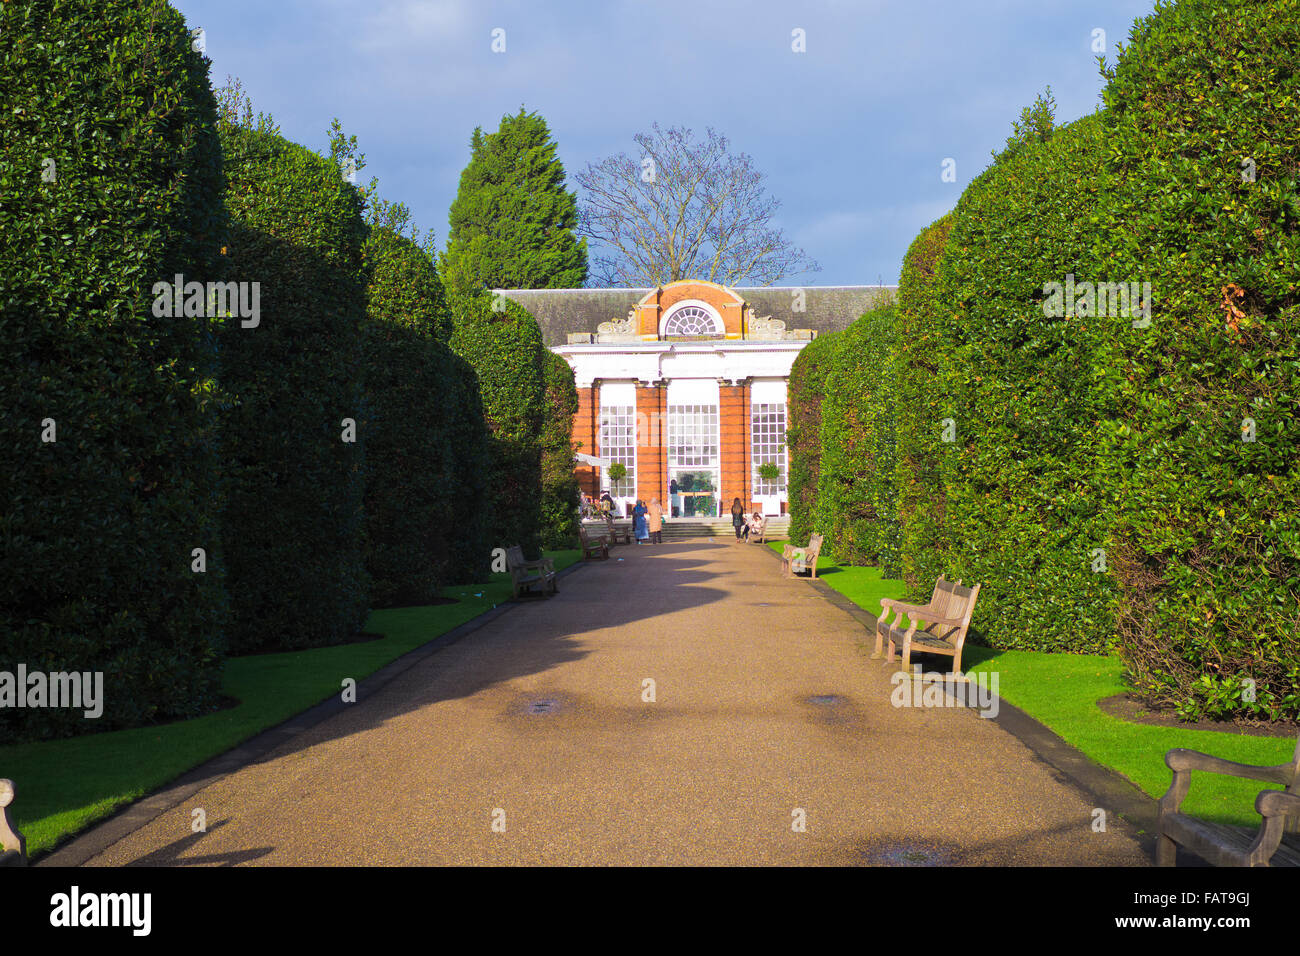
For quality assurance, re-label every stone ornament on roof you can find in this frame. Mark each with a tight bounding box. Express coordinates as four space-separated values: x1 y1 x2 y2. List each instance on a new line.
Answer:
596 311 637 339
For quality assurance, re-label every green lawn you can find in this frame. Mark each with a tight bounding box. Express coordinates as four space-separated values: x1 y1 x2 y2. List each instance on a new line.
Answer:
769 541 1295 827
2 550 580 858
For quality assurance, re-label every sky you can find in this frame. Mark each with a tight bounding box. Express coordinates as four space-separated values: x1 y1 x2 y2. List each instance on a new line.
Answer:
172 0 1158 286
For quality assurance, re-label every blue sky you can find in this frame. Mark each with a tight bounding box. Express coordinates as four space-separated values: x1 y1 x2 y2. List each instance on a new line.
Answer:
173 0 1157 286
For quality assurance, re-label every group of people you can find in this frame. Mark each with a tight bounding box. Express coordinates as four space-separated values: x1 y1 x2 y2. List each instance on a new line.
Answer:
583 491 763 543
630 498 664 544
580 492 618 518
729 498 764 541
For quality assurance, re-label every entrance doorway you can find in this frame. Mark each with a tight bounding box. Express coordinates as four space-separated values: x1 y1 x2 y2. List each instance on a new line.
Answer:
669 468 718 518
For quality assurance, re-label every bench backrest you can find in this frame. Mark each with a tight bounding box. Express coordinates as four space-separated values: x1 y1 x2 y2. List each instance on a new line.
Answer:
807 533 824 556
505 545 528 570
930 579 979 639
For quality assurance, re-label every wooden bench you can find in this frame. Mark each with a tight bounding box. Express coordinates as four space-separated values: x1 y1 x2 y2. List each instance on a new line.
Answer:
603 516 632 546
0 779 27 867
579 525 610 560
781 533 823 578
874 575 981 675
1156 735 1300 867
505 545 557 599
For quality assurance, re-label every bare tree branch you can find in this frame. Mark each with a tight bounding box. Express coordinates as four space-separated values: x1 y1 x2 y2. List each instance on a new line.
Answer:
574 124 820 287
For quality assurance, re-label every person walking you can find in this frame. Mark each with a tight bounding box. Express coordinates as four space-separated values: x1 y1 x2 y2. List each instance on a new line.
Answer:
648 497 664 544
730 497 745 541
633 499 650 543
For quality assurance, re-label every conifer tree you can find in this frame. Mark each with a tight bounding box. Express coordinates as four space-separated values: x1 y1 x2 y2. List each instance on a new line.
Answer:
441 108 587 296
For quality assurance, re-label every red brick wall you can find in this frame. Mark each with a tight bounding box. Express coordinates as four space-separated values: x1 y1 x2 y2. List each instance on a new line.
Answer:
635 383 666 507
573 382 601 498
720 382 750 514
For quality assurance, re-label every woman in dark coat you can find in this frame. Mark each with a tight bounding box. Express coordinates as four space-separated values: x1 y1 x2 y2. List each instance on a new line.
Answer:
730 497 745 540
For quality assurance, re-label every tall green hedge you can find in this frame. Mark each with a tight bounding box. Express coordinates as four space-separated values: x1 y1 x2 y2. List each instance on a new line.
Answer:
219 124 369 653
441 351 492 583
893 214 955 598
785 330 841 547
361 224 481 606
0 0 228 740
926 112 1118 654
1097 0 1300 719
885 0 1300 719
816 304 900 572
448 291 547 556
540 351 580 550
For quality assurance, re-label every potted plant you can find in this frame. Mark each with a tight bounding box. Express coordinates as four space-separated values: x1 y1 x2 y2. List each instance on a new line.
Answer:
757 462 781 483
607 462 627 493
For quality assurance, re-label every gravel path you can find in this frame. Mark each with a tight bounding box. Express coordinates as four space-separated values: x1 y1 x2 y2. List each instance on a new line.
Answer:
85 540 1149 866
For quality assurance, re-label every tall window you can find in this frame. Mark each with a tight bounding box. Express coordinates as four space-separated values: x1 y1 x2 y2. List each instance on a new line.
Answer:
600 405 636 496
668 404 719 468
663 305 719 336
751 402 787 495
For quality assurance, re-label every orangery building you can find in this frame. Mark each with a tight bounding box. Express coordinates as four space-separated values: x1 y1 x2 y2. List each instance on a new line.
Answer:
499 280 896 518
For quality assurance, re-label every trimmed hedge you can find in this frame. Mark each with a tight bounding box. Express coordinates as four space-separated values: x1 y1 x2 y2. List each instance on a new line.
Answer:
219 123 370 653
785 330 841 547
440 351 492 583
885 0 1300 719
361 225 479 606
0 0 228 740
816 304 900 572
448 291 547 556
1098 0 1300 719
540 350 580 550
893 214 955 598
927 112 1119 654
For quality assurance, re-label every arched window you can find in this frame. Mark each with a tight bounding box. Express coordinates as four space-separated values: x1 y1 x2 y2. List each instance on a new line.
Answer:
662 304 720 336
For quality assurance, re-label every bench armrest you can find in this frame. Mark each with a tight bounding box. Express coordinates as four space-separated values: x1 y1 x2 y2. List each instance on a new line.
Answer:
880 598 931 615
904 609 967 628
1257 790 1300 819
0 779 26 863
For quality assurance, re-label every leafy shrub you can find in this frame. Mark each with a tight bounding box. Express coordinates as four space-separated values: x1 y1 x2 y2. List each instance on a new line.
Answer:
928 112 1119 654
816 304 900 572
1097 0 1300 719
0 0 228 739
785 331 841 547
893 214 955 596
441 351 492 584
219 123 370 653
361 224 480 606
448 291 547 556
540 351 580 550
